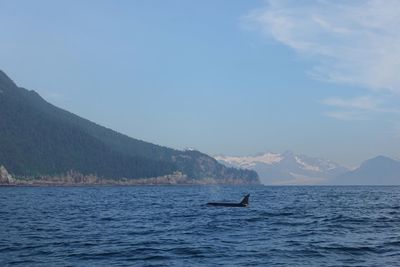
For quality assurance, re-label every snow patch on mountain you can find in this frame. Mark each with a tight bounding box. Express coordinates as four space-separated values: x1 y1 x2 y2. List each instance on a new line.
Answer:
294 156 321 172
214 153 282 168
214 152 349 185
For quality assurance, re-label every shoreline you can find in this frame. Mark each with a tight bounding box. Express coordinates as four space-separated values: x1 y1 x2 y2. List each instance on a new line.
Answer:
1 168 260 187
0 179 261 187
0 176 260 187
0 182 262 187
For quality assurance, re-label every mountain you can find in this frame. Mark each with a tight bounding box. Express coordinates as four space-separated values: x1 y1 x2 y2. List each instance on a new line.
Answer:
334 156 400 185
0 70 259 183
215 151 348 185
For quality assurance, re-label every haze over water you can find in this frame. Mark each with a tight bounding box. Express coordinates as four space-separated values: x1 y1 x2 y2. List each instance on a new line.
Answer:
2 185 400 266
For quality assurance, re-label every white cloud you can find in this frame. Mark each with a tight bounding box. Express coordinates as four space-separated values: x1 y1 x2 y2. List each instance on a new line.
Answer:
324 110 369 121
322 96 381 111
321 95 400 120
246 0 400 94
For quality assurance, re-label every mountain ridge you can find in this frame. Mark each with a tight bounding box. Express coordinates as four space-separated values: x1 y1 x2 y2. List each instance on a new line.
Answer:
216 152 400 185
333 155 400 185
215 151 349 185
0 69 259 184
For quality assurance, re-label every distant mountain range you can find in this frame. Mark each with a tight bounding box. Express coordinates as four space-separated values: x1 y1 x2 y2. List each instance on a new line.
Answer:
0 70 259 184
215 152 400 185
215 151 349 185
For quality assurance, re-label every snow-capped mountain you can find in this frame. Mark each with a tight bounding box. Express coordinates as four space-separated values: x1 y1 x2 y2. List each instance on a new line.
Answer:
214 151 349 185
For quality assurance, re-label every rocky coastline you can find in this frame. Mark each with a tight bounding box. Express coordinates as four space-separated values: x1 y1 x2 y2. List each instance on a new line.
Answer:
0 166 260 186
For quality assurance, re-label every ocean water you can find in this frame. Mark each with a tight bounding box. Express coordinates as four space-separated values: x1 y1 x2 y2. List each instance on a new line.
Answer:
1 186 400 266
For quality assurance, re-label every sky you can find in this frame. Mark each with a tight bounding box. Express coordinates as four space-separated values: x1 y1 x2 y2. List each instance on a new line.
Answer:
0 0 399 167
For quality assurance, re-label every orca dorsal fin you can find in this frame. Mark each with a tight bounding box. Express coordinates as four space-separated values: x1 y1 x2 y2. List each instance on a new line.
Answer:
240 194 250 206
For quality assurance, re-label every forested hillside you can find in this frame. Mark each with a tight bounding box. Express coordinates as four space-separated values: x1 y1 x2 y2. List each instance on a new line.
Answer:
0 70 259 183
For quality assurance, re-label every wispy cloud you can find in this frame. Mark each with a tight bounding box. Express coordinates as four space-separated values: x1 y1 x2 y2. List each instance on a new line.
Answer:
324 111 367 121
321 95 399 120
245 0 400 122
245 0 400 94
322 96 381 111
321 95 400 120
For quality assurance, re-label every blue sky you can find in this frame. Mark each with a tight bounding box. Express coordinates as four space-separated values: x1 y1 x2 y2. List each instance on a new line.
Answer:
1 0 399 166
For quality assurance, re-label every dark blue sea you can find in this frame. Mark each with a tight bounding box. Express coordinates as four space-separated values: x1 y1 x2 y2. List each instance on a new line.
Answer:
1 186 400 266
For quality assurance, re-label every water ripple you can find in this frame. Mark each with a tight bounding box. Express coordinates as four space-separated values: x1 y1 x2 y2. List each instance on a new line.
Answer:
1 186 400 266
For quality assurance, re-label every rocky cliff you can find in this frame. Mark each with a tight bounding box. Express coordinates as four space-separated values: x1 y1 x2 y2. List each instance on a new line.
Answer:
0 165 14 184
